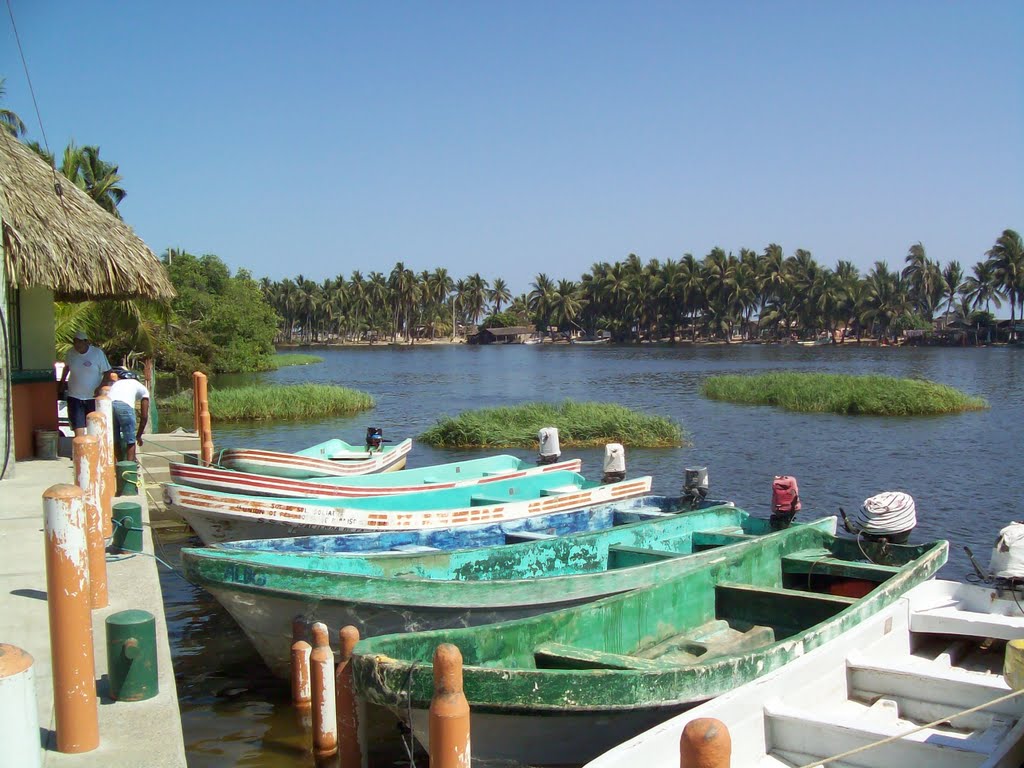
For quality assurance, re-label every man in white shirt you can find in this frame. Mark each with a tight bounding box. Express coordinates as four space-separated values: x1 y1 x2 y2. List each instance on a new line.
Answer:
59 331 111 436
102 371 150 461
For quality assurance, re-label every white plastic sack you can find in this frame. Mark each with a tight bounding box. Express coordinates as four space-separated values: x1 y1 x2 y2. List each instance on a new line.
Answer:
990 522 1024 579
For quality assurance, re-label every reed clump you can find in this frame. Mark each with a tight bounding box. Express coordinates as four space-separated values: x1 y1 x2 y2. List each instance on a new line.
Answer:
702 372 988 416
419 401 685 448
160 383 374 421
271 353 324 368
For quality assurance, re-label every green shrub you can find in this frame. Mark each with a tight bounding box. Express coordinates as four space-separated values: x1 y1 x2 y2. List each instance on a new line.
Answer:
160 383 374 421
420 401 685 448
702 372 988 415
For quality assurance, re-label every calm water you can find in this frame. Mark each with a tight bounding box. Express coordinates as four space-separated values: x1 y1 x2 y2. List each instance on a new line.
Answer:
155 343 1023 766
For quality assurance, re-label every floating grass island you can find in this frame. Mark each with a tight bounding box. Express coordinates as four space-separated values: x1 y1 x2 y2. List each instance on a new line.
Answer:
419 401 685 449
160 383 374 421
271 353 324 368
702 372 988 416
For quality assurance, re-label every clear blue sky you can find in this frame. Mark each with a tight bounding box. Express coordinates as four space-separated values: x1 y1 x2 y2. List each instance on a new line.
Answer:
3 1 1022 294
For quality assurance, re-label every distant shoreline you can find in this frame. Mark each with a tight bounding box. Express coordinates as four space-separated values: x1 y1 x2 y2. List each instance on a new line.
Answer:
276 337 1015 349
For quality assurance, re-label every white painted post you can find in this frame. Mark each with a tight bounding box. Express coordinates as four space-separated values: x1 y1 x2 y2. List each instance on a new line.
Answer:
0 644 42 768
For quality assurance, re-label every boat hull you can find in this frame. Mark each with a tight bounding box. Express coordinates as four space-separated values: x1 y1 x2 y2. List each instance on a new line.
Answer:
169 457 583 498
220 438 412 478
165 475 654 544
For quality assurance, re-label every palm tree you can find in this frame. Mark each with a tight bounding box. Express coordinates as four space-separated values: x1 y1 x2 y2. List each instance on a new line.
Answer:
60 142 127 218
941 261 964 318
488 277 511 314
988 229 1024 339
529 273 556 339
0 77 26 137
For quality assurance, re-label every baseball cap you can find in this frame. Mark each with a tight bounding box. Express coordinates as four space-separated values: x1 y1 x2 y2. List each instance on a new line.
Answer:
73 331 89 340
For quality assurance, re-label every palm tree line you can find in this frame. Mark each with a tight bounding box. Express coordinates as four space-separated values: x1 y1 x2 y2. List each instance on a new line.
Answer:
262 232 1022 345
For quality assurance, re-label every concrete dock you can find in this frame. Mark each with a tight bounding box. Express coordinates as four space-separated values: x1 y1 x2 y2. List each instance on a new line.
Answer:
0 458 186 767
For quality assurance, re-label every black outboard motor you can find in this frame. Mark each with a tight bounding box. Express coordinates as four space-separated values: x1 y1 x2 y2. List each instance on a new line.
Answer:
365 427 383 451
681 467 709 509
537 427 561 466
601 444 626 484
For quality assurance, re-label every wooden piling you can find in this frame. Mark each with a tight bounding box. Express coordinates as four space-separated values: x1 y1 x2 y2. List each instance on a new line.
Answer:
192 371 201 434
336 625 362 768
43 484 99 753
679 717 731 768
291 617 312 731
429 643 471 768
310 622 338 765
194 372 213 465
73 435 108 609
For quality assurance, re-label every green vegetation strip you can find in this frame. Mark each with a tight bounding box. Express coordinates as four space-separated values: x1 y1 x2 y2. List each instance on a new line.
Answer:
160 383 374 421
271 353 324 368
419 401 685 448
702 372 988 416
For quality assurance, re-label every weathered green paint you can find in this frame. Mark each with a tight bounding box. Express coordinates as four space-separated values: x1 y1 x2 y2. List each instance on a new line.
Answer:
350 529 947 715
182 507 838 610
105 609 158 701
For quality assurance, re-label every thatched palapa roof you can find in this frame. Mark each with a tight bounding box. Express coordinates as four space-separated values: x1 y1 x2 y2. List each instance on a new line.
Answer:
0 131 174 301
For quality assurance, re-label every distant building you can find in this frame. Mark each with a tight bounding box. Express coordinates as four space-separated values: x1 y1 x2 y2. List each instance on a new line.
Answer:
473 325 537 344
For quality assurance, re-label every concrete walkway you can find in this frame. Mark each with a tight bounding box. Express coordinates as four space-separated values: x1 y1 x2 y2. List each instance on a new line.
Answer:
0 458 186 767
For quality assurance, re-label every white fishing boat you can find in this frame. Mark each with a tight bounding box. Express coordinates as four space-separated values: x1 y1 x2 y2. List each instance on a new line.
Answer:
164 470 653 544
585 579 1024 768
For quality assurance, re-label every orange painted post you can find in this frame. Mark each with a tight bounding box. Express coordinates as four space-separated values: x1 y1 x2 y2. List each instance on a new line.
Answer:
85 411 113 539
336 625 362 768
43 484 99 753
679 718 731 768
192 371 201 434
429 643 471 768
291 617 312 730
94 395 117 531
310 622 338 765
200 411 214 466
73 435 108 609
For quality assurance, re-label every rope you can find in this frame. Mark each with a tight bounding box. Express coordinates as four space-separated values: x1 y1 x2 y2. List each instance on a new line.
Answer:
793 685 1024 768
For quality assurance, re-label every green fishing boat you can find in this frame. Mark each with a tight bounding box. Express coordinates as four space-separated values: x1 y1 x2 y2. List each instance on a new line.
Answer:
351 527 947 766
183 503 836 677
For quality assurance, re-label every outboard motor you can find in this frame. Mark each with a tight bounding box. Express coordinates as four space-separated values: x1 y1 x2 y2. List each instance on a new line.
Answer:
365 427 383 451
990 523 1024 584
601 443 626 484
841 491 916 544
682 467 709 509
537 427 561 465
770 475 801 530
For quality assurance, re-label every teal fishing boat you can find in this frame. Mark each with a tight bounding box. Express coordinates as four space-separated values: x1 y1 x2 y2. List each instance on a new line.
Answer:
182 504 836 677
219 436 413 479
164 470 653 544
351 528 948 766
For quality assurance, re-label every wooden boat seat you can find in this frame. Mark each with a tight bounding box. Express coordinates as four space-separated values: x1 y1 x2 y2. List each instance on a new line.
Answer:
691 529 755 548
846 653 1022 724
469 495 508 506
635 619 776 663
910 605 1024 641
765 699 1008 768
388 544 441 553
782 550 902 581
532 642 668 671
607 545 684 569
715 583 857 629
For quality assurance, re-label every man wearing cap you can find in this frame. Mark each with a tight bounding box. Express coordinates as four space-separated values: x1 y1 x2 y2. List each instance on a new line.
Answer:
59 331 111 436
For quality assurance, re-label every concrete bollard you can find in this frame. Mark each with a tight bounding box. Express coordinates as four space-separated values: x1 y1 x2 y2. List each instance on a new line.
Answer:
86 409 114 540
680 717 731 768
43 484 99 753
310 622 338 765
200 411 214 466
0 644 42 768
73 435 108 609
429 643 471 768
336 625 362 768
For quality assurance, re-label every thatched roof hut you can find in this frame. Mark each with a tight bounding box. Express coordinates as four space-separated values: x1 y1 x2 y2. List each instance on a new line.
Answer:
0 131 174 301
